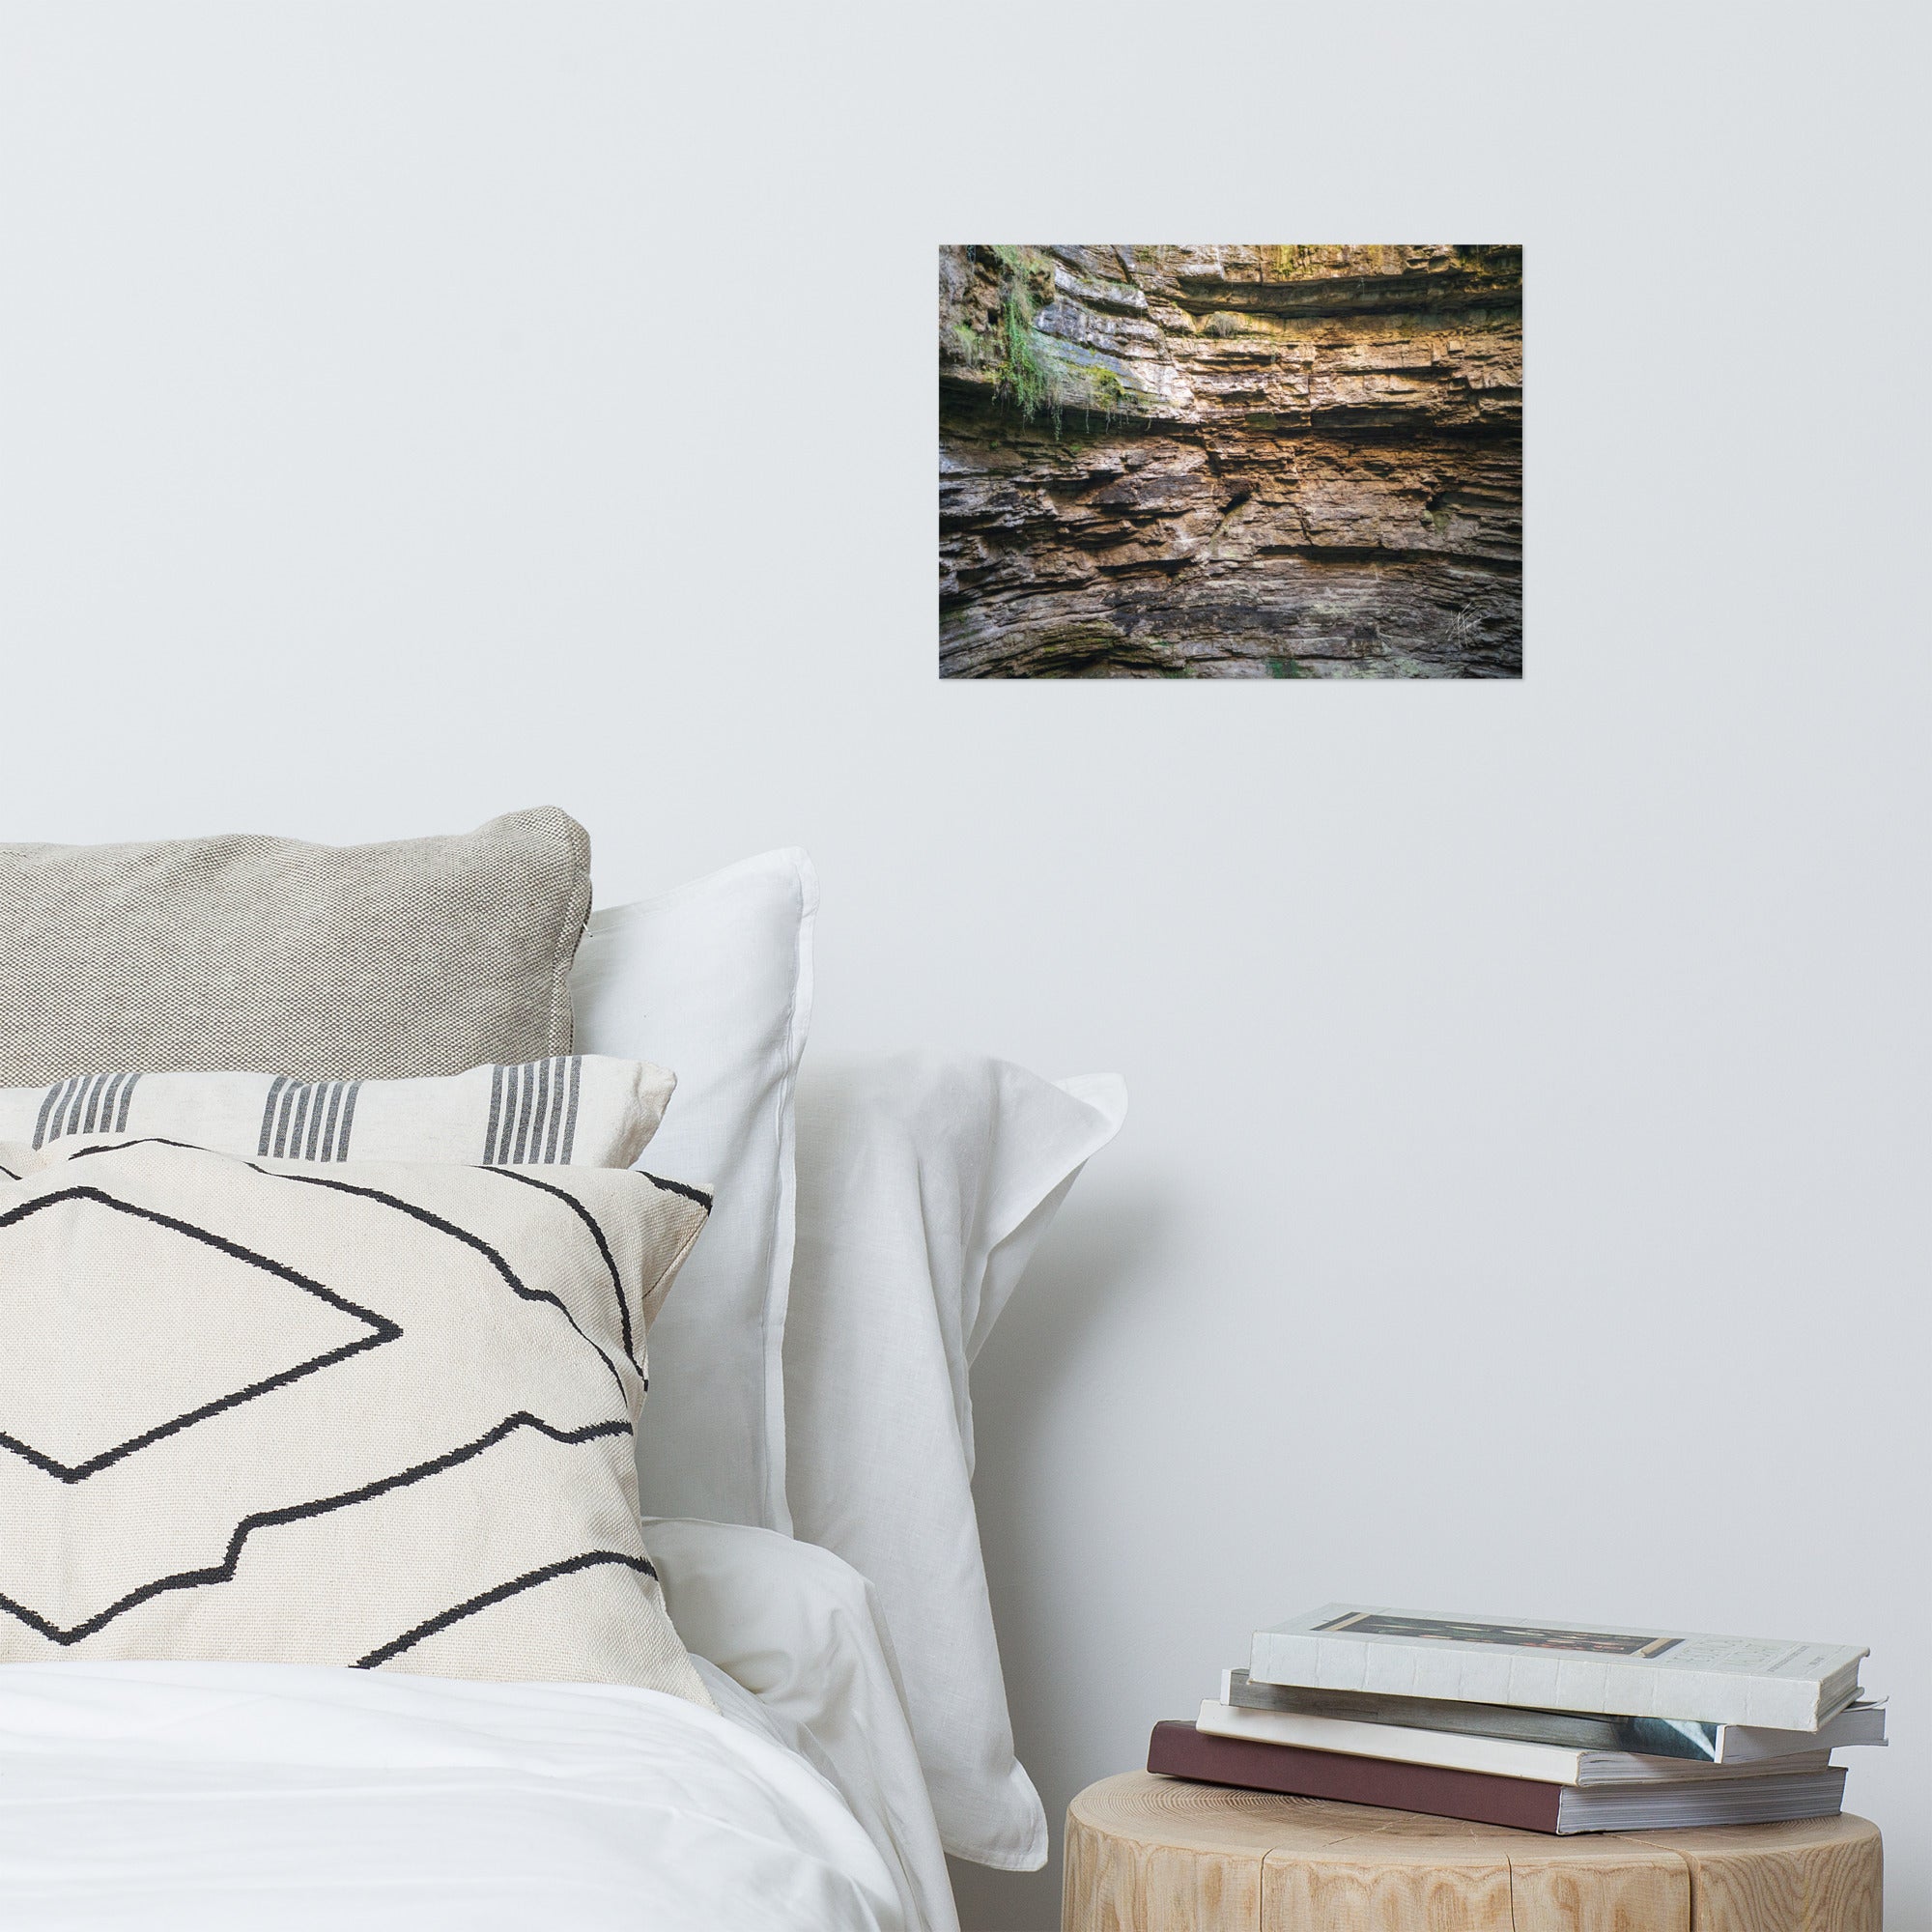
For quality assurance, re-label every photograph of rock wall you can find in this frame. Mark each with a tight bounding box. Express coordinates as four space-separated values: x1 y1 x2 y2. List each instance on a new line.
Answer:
938 245 1521 679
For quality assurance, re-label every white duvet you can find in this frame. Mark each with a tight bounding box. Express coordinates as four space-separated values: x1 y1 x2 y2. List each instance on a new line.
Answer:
0 1659 905 1931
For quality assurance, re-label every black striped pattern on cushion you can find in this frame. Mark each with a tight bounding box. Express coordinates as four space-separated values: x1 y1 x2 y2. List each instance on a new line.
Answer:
483 1056 584 1164
0 1057 672 1171
33 1073 142 1148
258 1078 363 1161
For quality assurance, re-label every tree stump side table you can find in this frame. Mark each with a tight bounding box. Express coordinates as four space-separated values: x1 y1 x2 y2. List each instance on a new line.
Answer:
1063 1772 1883 1932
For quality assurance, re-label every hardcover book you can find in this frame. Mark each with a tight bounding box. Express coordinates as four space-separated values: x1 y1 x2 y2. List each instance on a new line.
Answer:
1249 1605 1866 1731
1195 1700 1833 1787
1147 1721 1848 1836
1219 1669 1888 1763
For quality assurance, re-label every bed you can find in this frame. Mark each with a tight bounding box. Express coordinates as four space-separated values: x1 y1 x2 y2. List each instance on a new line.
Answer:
0 1531 924 1932
0 813 1125 1931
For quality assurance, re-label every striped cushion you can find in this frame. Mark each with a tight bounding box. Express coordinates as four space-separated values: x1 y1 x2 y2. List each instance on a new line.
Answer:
0 1135 710 1696
0 1057 674 1168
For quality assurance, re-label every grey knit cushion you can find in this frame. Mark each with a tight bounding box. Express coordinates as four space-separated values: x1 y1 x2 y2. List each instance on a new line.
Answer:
0 810 591 1085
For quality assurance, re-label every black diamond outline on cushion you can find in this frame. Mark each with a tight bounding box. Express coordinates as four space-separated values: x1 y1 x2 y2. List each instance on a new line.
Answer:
0 1150 657 1651
0 1185 400 1484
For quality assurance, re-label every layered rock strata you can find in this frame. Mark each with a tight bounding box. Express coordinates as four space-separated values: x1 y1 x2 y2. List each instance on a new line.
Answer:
938 244 1521 678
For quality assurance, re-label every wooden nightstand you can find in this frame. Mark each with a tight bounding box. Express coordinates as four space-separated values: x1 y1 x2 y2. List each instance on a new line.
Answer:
1063 1772 1881 1931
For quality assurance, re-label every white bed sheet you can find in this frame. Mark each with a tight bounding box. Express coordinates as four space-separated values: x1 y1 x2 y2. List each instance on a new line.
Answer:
0 1658 905 1932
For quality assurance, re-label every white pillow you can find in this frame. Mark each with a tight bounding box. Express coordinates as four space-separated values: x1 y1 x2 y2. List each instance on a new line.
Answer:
783 1051 1127 1870
647 1517 957 1932
571 851 815 1531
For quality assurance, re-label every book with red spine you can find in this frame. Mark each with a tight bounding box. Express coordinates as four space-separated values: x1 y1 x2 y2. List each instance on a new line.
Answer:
1144 1721 1846 1836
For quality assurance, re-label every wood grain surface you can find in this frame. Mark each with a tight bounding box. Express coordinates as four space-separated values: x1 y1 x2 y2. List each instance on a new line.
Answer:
1063 1772 1882 1932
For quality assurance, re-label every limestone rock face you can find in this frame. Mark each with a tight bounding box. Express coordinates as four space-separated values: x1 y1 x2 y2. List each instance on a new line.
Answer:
938 245 1522 678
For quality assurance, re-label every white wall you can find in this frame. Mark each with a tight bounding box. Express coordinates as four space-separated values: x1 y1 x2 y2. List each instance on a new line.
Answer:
3 3 1925 1925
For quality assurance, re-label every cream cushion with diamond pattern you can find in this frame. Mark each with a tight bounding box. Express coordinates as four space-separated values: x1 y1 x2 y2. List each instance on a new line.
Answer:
0 1136 710 1701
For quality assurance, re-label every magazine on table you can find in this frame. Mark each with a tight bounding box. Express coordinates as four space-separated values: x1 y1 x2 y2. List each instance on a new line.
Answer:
1219 1668 1888 1762
1249 1605 1867 1731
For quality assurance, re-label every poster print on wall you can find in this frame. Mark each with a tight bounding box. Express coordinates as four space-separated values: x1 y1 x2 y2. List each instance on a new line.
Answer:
938 245 1521 679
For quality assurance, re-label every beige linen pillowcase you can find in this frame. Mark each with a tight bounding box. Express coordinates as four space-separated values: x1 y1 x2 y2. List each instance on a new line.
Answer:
0 807 591 1085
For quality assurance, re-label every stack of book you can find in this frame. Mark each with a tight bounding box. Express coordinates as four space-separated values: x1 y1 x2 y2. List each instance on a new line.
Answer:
1149 1605 1883 1834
